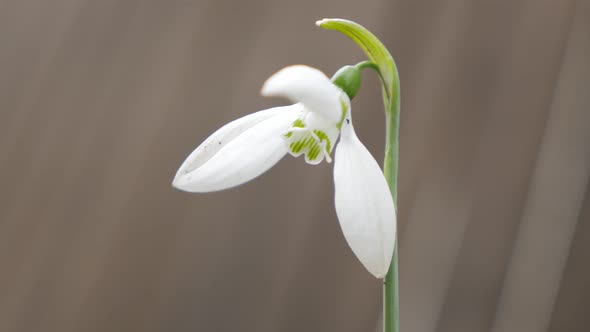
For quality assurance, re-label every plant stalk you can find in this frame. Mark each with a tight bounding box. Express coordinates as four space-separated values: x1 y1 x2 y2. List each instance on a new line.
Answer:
382 65 400 332
355 58 400 332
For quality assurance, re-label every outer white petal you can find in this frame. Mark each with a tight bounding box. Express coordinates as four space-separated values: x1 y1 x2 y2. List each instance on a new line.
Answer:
333 118 396 278
261 65 342 123
173 105 301 192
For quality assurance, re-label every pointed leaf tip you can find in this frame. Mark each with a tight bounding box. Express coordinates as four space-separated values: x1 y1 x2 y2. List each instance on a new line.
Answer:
315 18 327 26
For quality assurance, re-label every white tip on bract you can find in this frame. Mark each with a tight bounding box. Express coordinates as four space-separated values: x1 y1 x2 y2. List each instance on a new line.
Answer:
173 105 301 192
261 65 343 123
333 117 396 278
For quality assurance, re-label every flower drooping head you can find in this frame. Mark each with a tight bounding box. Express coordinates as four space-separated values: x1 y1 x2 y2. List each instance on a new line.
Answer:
173 65 396 278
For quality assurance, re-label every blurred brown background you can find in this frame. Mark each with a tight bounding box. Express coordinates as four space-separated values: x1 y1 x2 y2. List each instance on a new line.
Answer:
0 0 589 331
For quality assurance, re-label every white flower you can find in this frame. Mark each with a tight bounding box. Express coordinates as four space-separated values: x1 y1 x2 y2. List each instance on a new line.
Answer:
173 65 396 278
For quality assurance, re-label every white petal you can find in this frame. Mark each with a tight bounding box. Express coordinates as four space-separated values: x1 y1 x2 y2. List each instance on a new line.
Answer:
173 105 301 192
261 65 343 123
333 119 396 278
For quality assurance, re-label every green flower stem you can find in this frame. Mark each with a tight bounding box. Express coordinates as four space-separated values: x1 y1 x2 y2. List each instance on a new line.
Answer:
317 19 400 332
383 86 400 332
370 58 400 332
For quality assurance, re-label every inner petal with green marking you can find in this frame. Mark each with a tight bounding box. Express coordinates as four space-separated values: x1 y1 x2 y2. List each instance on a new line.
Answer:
283 99 348 165
284 126 332 164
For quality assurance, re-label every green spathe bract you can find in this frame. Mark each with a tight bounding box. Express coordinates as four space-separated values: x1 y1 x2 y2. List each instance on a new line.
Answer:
317 19 400 112
317 18 401 332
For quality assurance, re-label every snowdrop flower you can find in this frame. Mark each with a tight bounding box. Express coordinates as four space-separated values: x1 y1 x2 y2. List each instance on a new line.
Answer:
173 65 396 278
